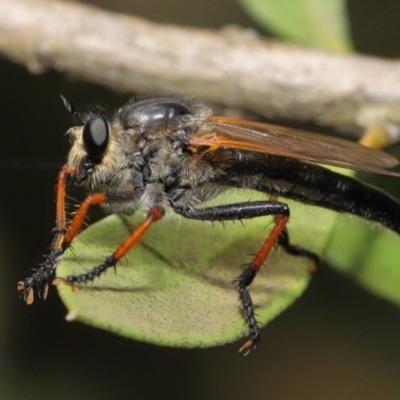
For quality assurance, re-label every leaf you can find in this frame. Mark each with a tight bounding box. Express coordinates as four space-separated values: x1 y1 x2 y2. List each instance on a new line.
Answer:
56 181 400 349
56 191 328 349
237 0 353 52
314 165 400 305
324 172 400 305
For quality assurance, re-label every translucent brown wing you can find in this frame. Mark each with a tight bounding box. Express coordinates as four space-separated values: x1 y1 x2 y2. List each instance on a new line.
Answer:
189 116 400 176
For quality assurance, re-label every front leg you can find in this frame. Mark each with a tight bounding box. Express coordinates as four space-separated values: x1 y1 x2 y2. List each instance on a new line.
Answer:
54 206 165 286
17 181 136 303
174 201 318 355
18 164 72 304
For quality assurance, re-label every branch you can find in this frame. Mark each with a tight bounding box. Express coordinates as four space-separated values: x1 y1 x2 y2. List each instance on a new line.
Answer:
2 0 400 136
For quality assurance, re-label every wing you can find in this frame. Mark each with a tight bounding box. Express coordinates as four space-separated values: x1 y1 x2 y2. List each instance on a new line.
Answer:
189 116 400 176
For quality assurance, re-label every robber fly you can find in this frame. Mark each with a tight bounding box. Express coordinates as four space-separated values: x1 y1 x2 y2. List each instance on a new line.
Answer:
18 93 400 355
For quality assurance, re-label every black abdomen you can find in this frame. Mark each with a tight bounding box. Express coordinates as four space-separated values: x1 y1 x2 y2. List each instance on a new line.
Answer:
220 151 400 234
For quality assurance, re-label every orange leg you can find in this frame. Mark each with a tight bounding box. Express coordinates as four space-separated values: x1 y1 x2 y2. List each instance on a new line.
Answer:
18 164 75 304
236 215 289 356
18 165 106 303
54 206 165 286
18 157 163 304
63 193 107 246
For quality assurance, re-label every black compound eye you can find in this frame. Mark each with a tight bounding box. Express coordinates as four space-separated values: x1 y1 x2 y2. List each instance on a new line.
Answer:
82 116 110 163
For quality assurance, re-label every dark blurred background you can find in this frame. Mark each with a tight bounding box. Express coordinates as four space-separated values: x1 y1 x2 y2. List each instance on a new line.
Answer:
2 1 400 399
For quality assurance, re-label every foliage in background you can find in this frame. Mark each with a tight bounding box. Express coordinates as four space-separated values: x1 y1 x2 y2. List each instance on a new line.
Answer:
237 0 353 52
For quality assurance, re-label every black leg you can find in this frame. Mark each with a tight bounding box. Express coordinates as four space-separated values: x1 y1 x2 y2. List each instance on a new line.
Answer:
174 201 319 354
277 226 320 268
174 201 294 354
173 201 289 222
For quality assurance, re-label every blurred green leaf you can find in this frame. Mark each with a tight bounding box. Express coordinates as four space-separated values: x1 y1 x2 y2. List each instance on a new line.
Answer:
324 165 400 305
318 165 400 305
326 215 400 304
237 0 353 52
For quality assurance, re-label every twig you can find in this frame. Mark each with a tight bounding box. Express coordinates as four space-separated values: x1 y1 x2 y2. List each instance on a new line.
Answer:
1 0 400 136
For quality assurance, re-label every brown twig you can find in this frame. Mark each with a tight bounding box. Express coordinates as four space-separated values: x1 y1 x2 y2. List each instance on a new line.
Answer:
1 0 400 136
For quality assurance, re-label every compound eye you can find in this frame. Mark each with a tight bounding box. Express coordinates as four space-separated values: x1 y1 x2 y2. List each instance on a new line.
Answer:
82 116 110 163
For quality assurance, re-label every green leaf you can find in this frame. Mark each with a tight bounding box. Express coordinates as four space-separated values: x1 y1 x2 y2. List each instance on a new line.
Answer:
316 166 400 305
237 0 353 52
57 191 327 349
56 181 400 349
325 214 400 304
323 167 400 305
